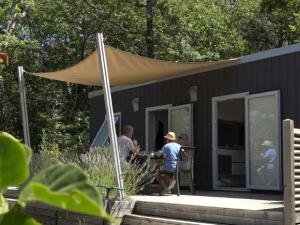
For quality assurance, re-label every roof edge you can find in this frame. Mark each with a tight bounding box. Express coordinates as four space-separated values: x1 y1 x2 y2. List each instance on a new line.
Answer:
240 43 300 63
88 81 156 98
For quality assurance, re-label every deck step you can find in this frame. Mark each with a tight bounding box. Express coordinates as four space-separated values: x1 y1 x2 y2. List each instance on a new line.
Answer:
121 214 223 225
133 201 283 225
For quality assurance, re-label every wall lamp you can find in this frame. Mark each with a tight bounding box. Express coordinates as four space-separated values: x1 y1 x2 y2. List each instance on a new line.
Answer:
131 97 140 112
189 86 198 102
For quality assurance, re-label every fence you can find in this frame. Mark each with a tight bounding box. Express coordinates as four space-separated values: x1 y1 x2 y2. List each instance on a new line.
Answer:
283 119 300 225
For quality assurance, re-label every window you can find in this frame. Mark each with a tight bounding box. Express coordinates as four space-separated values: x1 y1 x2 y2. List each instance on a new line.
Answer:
245 91 281 190
89 113 121 149
168 104 193 146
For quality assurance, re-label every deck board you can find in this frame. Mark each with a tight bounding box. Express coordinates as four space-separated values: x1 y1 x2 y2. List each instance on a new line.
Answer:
131 191 283 211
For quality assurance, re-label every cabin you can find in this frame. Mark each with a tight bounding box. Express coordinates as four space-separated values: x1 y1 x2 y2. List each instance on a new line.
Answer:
89 43 300 192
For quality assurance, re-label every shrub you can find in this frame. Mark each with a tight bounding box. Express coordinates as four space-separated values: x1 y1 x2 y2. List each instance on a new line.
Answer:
0 131 110 225
31 138 156 198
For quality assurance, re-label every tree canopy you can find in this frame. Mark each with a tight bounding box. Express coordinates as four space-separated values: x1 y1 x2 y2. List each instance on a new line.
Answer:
0 0 299 151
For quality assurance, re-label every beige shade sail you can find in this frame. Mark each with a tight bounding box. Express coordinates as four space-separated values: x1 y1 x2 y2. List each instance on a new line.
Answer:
29 46 240 86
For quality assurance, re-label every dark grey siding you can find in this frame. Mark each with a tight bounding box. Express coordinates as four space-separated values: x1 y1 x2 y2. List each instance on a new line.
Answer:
89 51 300 190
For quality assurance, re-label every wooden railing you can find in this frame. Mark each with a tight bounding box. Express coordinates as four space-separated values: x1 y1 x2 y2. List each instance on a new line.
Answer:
283 119 300 225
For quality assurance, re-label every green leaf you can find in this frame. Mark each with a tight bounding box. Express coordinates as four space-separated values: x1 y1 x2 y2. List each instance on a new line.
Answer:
0 203 40 225
289 24 297 32
20 164 110 220
0 194 8 214
0 132 29 192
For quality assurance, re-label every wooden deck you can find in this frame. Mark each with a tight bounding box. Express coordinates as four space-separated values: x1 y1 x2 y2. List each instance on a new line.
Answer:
6 187 284 224
126 191 283 225
131 191 283 211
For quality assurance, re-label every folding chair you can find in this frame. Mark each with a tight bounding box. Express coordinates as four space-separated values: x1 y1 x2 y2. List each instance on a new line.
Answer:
175 146 195 196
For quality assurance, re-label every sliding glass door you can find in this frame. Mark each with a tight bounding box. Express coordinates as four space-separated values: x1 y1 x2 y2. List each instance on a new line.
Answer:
245 91 281 190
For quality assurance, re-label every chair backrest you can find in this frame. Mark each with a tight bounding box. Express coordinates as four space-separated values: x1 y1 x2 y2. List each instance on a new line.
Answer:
177 146 195 172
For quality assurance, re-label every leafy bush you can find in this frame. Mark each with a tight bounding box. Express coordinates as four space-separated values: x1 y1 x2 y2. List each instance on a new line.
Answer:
0 131 111 225
31 146 156 198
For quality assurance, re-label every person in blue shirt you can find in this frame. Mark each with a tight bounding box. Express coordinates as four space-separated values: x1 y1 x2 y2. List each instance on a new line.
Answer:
154 131 181 195
257 140 277 186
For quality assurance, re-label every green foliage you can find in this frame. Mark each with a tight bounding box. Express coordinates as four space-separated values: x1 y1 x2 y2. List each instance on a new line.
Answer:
0 132 110 225
0 203 40 225
0 132 29 192
20 169 109 220
0 195 8 214
154 0 248 60
75 149 118 193
234 0 300 51
31 139 155 197
0 59 4 72
0 0 299 152
82 149 155 196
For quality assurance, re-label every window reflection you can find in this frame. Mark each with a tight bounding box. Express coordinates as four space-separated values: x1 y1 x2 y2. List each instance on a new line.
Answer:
248 96 278 188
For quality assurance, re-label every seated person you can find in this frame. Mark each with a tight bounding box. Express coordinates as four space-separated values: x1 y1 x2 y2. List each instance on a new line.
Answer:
154 131 181 195
177 133 189 146
177 133 192 170
257 140 277 186
117 125 140 162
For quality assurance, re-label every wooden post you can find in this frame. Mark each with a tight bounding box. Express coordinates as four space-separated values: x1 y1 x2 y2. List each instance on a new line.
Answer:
283 119 295 225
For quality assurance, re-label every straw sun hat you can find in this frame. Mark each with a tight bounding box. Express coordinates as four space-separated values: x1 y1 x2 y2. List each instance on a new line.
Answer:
164 132 176 141
261 140 273 148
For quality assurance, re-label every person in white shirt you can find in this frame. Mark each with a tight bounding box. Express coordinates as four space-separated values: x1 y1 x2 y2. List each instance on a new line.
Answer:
117 125 140 161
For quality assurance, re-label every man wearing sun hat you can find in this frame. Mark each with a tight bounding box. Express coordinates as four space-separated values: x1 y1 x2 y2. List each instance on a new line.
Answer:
154 131 181 195
257 140 277 186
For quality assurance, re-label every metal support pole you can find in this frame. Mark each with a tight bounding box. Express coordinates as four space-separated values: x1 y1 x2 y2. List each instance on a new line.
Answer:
17 66 31 147
96 33 124 200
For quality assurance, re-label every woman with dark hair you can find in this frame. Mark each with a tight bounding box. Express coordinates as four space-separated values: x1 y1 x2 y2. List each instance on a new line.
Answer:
177 133 189 146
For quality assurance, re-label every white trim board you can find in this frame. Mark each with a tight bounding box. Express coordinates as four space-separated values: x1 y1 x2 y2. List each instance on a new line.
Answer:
89 43 300 99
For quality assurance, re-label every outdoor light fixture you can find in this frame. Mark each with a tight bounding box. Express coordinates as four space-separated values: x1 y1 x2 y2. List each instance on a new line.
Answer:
189 86 198 102
131 97 140 112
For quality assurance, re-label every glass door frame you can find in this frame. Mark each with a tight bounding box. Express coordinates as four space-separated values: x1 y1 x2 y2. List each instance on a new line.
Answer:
145 104 172 152
212 92 249 191
145 103 194 152
245 90 282 190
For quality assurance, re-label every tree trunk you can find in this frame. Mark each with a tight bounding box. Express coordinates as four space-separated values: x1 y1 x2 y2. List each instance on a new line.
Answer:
146 0 154 58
